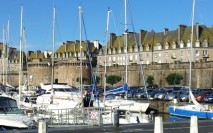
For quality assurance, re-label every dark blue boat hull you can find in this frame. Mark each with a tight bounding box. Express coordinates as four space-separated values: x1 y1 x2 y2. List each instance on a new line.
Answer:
169 106 213 119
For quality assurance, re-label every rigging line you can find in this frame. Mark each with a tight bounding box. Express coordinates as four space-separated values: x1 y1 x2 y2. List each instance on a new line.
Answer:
128 0 148 98
55 12 64 45
82 14 97 97
111 11 121 47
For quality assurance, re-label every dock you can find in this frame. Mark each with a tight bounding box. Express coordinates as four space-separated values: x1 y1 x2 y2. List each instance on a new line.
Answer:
4 119 213 133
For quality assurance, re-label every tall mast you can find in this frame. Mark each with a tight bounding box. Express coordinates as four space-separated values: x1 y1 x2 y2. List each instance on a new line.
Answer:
6 18 10 85
79 6 83 107
51 7 56 94
2 26 5 86
103 8 111 106
189 0 195 103
124 0 128 84
19 6 23 107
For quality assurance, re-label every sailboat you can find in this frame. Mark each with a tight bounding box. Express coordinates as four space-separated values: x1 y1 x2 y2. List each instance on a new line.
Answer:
21 6 82 111
168 0 213 119
97 0 150 113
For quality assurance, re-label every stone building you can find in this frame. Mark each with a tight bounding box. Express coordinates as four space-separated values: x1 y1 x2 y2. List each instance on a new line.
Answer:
96 24 213 88
98 23 213 67
0 40 101 86
27 40 101 86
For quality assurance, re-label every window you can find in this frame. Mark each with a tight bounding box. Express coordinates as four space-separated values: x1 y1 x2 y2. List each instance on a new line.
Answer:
135 55 138 60
155 53 157 59
202 39 208 47
129 55 133 61
165 52 168 57
118 48 121 53
146 45 150 51
180 40 184 48
123 56 125 60
134 46 138 52
203 50 208 56
195 50 199 56
187 39 191 48
113 56 116 62
113 48 116 54
172 52 176 59
165 43 169 50
172 42 176 49
109 57 111 61
140 46 143 51
129 47 133 53
195 40 200 47
124 48 127 53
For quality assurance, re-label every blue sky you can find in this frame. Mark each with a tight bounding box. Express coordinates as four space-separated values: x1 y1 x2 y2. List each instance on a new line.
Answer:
0 0 212 51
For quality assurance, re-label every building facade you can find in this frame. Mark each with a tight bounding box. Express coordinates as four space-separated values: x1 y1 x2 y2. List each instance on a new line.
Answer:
97 24 213 67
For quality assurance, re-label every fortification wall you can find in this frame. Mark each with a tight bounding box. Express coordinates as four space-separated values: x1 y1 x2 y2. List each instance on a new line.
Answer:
95 62 213 88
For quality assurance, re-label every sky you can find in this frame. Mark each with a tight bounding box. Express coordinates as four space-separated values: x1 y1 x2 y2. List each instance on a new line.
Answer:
0 0 212 52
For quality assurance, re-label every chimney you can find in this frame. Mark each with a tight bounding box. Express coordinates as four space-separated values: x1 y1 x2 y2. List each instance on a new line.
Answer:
178 24 187 43
36 50 41 58
196 23 199 40
164 28 169 35
110 33 116 48
139 30 146 46
93 40 99 49
64 42 66 52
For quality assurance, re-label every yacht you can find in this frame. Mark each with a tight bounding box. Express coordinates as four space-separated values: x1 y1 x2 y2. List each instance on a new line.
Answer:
0 96 34 128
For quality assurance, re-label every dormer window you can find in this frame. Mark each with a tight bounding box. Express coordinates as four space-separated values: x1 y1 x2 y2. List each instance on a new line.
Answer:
172 42 176 49
165 43 169 50
108 49 111 54
129 47 133 53
180 40 184 48
113 48 116 54
154 43 162 51
124 48 127 53
139 45 143 51
195 40 200 47
134 45 138 52
146 45 150 51
187 39 191 48
118 47 121 54
202 39 208 47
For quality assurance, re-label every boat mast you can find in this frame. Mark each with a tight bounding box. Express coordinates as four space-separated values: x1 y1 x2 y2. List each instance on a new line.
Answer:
189 0 195 103
6 18 10 85
124 0 128 84
19 6 23 107
104 8 111 106
79 6 83 107
51 7 56 97
2 26 5 86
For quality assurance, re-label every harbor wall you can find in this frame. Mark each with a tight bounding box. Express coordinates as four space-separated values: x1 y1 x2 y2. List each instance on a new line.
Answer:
1 61 213 88
95 61 213 88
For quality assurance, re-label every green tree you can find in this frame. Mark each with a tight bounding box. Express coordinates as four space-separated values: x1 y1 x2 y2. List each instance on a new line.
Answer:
76 77 89 83
106 75 122 86
146 75 154 87
166 73 183 85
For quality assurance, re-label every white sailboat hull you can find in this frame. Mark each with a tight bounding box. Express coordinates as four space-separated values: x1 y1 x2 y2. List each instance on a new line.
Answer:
97 99 149 113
